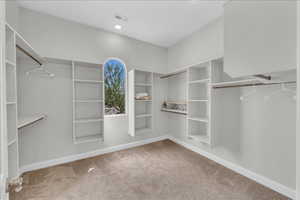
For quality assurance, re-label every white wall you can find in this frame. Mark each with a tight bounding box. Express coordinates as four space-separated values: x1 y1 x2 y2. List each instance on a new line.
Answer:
296 2 300 199
18 8 167 74
5 0 18 31
17 8 168 167
167 17 223 72
0 1 6 199
167 17 296 190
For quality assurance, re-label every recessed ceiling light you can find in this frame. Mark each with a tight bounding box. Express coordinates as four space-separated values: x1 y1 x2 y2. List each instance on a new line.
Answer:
114 24 122 30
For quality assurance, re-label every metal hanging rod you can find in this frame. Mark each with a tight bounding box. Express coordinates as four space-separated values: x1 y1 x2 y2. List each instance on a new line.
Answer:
160 69 187 79
213 80 296 89
16 45 42 66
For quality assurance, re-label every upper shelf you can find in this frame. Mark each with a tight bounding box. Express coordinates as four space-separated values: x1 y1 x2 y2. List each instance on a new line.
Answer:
160 69 187 79
15 32 45 66
5 23 45 66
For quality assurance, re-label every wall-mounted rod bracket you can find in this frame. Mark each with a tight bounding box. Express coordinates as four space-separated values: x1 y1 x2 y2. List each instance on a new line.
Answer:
253 74 272 80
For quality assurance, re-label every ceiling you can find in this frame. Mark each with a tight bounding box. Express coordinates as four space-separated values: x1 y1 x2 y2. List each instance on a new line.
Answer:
17 1 224 47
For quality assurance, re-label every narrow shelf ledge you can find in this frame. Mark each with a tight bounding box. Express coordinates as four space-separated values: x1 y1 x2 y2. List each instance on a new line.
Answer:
18 114 46 129
188 117 208 123
188 100 208 102
135 128 152 135
135 99 152 102
7 139 17 147
135 83 152 87
15 31 45 66
6 102 16 105
136 114 152 118
188 134 210 144
161 108 187 115
75 134 103 144
189 79 210 84
74 79 103 84
160 69 187 79
74 118 103 123
6 60 16 67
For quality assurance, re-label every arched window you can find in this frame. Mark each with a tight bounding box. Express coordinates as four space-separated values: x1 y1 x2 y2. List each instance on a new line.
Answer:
104 58 126 115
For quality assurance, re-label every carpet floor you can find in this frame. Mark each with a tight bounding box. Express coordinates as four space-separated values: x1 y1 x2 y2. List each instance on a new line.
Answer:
11 140 288 200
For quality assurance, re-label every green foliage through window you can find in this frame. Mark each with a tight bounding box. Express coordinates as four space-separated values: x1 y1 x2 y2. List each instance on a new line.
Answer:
104 59 126 115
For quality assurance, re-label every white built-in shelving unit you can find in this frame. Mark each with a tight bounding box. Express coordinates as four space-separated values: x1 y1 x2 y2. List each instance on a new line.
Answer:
5 23 19 181
129 69 153 136
3 22 49 185
72 61 104 144
186 61 212 144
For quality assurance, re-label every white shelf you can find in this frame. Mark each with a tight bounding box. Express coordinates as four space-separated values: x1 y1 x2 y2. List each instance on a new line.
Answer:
136 114 152 118
74 100 103 103
74 79 103 84
135 83 152 87
188 100 208 102
188 134 210 144
211 78 262 88
135 128 152 135
135 99 152 102
189 79 210 84
18 114 46 129
7 139 17 147
15 31 45 65
6 102 16 105
6 59 16 67
188 117 208 123
75 134 103 144
74 118 103 123
160 69 187 79
161 108 187 115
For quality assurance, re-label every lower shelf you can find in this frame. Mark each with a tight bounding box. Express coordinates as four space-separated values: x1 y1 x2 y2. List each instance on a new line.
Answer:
188 117 208 123
136 114 152 118
188 134 210 144
135 128 152 135
161 108 187 115
74 134 103 144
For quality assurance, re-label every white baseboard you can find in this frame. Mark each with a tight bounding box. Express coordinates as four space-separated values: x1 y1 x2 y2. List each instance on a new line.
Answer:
168 136 296 200
0 174 8 200
19 135 295 200
20 135 168 174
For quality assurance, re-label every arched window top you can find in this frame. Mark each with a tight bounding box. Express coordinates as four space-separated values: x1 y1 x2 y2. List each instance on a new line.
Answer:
104 58 126 115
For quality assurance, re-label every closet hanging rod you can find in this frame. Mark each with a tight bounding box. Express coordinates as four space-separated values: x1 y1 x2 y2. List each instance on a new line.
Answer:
16 45 43 66
213 80 296 89
160 69 187 79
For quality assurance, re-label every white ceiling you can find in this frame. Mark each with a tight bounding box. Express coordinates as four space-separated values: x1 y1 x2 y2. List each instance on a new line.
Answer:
17 1 224 47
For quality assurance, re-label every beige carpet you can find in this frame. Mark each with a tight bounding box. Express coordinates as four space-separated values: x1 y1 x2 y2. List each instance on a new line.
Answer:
11 140 288 200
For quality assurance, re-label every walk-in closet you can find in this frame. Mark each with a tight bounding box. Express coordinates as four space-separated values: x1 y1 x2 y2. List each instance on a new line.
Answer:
0 1 298 200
